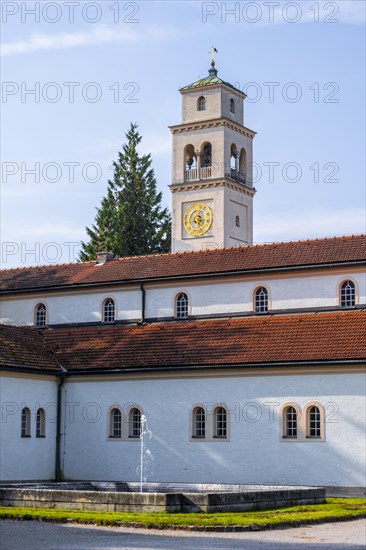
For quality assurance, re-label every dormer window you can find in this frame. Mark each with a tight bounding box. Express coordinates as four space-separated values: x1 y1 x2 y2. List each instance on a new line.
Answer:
103 298 115 323
230 98 235 113
197 96 206 111
35 303 47 327
175 292 188 319
340 280 356 308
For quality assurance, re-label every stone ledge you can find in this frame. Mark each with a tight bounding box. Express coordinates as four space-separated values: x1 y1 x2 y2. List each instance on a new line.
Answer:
0 485 326 514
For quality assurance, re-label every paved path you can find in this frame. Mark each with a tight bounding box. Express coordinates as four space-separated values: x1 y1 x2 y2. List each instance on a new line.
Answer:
0 519 365 549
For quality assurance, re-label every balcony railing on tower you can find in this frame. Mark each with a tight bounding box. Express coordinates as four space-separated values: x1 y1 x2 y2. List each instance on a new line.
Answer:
225 168 246 185
184 166 247 185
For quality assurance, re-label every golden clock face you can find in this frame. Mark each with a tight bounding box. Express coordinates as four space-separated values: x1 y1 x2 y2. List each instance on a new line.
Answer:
183 202 213 237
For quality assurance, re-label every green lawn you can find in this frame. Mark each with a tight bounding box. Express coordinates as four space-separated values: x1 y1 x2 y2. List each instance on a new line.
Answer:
0 499 365 530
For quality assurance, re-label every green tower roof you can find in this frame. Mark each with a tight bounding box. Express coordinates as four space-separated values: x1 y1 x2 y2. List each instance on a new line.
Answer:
179 64 244 95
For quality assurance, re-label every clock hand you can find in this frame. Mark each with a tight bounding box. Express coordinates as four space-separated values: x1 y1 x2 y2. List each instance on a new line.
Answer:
194 213 204 227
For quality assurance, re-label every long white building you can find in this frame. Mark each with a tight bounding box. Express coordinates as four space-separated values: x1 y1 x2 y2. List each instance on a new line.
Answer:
1 63 365 493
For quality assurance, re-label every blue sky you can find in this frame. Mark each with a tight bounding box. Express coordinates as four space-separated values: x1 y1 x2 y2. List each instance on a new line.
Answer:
1 0 365 268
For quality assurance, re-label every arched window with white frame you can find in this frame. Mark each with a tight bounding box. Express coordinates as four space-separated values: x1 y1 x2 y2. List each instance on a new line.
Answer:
197 96 206 111
254 287 268 313
193 407 205 438
283 406 297 438
103 298 115 323
21 407 31 437
306 405 321 438
35 303 47 327
129 407 141 438
175 292 188 319
214 406 227 438
36 408 46 438
109 408 122 438
340 280 356 308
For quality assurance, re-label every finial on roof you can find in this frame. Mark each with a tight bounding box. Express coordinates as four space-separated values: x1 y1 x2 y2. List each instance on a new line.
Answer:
208 47 218 77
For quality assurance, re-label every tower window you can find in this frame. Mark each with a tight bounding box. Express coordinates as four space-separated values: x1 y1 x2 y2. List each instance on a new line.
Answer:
235 215 240 227
230 98 235 113
103 298 115 323
340 280 355 308
35 303 47 327
175 292 188 319
254 287 268 313
201 143 212 167
197 96 206 111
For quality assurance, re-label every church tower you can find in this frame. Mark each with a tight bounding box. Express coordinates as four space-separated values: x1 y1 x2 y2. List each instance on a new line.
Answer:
170 58 256 253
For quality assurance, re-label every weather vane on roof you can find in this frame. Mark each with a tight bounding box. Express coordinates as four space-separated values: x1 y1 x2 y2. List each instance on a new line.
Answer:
208 47 218 66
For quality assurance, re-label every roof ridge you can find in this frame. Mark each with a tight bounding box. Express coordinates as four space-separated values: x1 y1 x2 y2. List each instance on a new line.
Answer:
1 233 365 273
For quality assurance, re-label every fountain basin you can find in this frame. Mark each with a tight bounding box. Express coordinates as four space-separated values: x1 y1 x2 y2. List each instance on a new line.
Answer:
0 482 325 513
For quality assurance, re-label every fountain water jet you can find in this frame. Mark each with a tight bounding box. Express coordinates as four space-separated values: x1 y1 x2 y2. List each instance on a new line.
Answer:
139 415 151 492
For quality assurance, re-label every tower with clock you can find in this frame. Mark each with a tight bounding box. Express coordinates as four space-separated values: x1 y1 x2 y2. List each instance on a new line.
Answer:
170 56 257 253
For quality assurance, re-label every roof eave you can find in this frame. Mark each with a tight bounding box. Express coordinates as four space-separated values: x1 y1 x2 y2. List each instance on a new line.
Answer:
62 358 366 376
1 259 365 296
179 81 245 97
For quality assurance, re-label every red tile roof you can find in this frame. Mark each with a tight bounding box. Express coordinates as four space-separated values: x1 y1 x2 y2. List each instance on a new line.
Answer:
1 311 365 374
1 311 362 374
1 235 365 293
0 325 60 372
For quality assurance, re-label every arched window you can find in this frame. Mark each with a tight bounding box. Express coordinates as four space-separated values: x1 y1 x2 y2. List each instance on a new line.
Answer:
239 148 247 182
175 292 188 319
35 303 47 327
103 298 115 323
214 407 227 438
109 408 122 438
184 144 197 170
283 406 297 438
340 280 355 308
193 407 205 438
36 408 45 438
201 143 212 167
197 96 206 111
230 98 235 113
21 407 31 437
235 215 240 227
230 144 237 171
307 406 321 438
255 287 268 313
129 407 141 438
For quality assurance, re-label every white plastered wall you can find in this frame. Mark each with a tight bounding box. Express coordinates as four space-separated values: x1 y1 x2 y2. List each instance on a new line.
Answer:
1 271 365 325
60 371 366 488
0 374 58 481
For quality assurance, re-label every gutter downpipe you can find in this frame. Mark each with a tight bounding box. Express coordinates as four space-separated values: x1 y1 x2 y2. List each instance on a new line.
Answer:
140 283 146 324
38 330 68 482
55 376 66 482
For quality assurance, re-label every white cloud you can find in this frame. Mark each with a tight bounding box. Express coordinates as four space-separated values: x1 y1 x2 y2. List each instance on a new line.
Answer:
0 24 182 57
255 208 366 244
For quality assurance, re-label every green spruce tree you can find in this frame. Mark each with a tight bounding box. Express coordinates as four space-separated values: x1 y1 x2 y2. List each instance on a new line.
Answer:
80 123 171 260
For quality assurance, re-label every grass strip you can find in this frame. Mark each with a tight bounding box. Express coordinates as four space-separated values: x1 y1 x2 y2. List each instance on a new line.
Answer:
0 499 365 531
